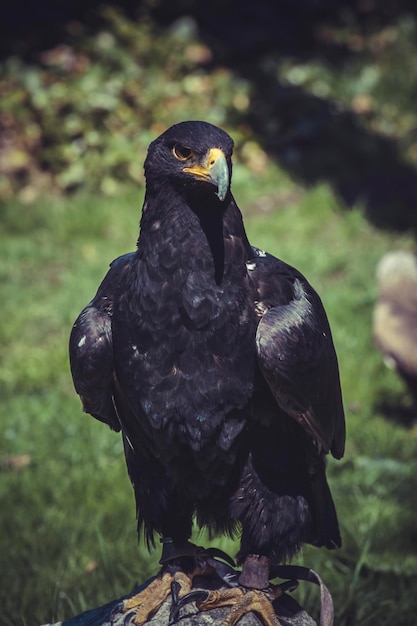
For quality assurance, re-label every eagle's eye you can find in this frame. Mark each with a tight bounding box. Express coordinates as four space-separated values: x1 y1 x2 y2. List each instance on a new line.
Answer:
173 144 194 161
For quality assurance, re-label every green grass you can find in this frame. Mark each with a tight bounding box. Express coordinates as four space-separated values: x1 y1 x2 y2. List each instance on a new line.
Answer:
1 164 417 626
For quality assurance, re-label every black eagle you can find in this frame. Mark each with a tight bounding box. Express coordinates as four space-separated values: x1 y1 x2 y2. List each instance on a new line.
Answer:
69 121 345 625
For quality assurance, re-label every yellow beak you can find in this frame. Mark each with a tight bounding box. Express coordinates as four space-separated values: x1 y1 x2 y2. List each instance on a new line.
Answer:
183 148 229 201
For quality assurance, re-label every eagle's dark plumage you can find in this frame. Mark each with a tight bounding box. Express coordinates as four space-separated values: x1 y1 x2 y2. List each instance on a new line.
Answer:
69 122 345 617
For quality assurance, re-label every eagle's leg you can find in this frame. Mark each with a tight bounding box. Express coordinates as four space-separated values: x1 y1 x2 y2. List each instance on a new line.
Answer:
122 539 234 626
170 555 295 626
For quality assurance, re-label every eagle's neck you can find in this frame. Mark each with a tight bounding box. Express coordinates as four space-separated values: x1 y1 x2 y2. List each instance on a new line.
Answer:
137 189 252 288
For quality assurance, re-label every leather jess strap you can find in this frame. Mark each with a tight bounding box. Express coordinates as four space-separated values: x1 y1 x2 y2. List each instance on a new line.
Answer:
271 565 334 626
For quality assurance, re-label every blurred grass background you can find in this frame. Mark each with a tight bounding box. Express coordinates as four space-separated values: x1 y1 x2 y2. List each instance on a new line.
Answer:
1 2 417 625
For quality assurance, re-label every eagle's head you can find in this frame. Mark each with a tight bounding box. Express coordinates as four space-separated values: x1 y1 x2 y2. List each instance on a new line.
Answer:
144 121 234 202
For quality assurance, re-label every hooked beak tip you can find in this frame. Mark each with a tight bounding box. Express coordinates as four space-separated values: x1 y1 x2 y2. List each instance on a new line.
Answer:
208 150 229 201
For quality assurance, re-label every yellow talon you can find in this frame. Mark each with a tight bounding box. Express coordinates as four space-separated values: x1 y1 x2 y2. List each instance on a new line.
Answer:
123 570 193 625
196 586 284 626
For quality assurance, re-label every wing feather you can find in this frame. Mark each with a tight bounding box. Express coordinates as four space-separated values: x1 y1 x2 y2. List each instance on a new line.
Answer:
251 251 345 459
69 253 134 431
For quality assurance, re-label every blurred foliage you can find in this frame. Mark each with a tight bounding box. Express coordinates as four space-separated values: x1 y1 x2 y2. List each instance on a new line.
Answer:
0 7 251 200
275 16 417 162
2 3 417 220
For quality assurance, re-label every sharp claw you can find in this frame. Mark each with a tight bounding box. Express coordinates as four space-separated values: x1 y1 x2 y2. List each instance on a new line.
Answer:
206 557 240 588
205 547 236 567
170 580 182 604
169 589 210 624
123 610 137 626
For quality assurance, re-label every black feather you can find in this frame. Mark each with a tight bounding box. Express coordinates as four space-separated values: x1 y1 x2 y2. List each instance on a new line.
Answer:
69 121 345 565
